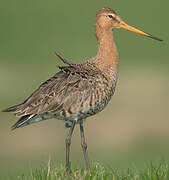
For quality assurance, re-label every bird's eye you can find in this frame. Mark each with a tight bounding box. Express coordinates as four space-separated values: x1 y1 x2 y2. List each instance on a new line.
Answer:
108 15 113 19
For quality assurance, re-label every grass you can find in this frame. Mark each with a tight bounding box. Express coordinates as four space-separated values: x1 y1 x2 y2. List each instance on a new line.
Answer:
12 160 169 180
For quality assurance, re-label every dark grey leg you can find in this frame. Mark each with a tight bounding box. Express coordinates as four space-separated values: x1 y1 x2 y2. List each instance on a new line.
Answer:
65 121 76 175
80 122 89 169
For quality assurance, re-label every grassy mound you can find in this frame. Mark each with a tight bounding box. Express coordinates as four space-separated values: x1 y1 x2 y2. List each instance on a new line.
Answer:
14 160 169 180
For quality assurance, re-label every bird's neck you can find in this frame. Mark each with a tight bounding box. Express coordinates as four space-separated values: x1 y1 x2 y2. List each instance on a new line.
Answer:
90 23 118 77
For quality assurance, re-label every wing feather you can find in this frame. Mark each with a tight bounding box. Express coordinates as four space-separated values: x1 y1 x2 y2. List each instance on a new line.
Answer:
4 63 104 117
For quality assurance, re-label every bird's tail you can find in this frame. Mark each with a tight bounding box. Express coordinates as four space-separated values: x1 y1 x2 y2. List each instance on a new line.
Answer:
10 113 53 131
11 114 36 131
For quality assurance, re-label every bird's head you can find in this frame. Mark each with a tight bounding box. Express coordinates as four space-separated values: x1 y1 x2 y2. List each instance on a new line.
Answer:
96 7 162 41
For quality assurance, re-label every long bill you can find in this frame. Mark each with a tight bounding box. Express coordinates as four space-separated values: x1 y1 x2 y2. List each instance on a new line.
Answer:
120 21 163 41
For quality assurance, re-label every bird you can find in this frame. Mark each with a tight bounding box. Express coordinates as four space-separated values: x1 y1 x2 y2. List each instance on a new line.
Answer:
2 7 162 175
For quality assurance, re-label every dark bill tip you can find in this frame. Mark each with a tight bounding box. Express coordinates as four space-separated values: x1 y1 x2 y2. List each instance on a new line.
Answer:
148 34 163 41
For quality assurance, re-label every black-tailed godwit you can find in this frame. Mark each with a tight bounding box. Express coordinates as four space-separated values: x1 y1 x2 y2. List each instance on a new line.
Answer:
3 7 162 174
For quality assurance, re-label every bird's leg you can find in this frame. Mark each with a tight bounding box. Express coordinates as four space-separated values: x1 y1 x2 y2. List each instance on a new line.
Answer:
65 121 76 175
80 121 89 169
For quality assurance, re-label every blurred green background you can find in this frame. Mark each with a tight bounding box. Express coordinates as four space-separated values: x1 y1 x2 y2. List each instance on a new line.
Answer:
0 0 168 178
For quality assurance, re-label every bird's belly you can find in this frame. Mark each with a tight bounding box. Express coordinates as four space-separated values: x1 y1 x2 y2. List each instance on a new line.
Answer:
54 85 116 122
87 90 114 116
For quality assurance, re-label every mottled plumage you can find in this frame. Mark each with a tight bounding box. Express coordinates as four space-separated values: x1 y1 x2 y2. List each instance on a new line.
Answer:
3 55 117 130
